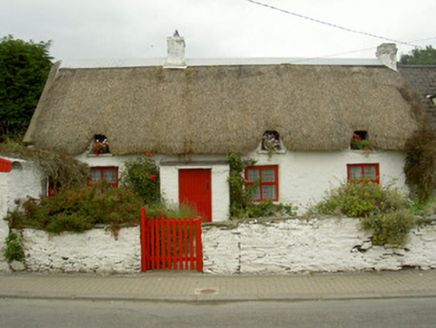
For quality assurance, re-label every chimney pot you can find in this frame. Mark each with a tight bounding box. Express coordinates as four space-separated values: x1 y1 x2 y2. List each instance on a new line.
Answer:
376 43 398 71
164 30 187 69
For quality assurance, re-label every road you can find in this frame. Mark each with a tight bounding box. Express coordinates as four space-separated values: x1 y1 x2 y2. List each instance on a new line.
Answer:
1 297 436 327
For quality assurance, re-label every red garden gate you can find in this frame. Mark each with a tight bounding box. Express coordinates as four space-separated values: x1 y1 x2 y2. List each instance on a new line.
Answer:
140 207 203 272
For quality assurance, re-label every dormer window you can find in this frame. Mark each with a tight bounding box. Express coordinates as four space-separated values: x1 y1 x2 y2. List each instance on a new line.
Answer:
262 131 281 151
350 131 374 152
91 135 110 156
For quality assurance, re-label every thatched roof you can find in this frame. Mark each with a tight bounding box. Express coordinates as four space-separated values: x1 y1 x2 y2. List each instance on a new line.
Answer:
24 61 420 155
398 65 436 129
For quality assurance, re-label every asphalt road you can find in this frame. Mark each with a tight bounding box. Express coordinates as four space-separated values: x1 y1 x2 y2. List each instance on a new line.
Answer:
1 297 436 327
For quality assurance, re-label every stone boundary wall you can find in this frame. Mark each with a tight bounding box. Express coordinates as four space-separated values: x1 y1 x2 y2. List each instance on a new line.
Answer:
202 216 436 275
3 216 436 274
19 226 141 273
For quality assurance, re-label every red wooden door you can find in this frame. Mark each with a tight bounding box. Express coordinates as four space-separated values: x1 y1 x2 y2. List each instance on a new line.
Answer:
179 169 212 222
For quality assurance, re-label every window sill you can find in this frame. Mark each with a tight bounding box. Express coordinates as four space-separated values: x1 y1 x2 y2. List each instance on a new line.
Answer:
257 150 286 155
87 153 113 158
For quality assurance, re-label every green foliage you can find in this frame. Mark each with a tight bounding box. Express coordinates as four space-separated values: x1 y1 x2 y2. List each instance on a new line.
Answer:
314 179 416 247
315 179 410 218
120 153 160 204
6 185 143 236
400 45 436 65
0 35 53 142
227 153 297 219
361 209 416 247
143 202 200 219
4 232 24 263
404 122 436 203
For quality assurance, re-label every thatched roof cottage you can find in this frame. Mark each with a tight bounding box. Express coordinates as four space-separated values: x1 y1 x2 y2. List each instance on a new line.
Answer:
24 33 423 221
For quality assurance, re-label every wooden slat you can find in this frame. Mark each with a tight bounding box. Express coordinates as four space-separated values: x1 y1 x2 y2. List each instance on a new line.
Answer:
140 209 203 272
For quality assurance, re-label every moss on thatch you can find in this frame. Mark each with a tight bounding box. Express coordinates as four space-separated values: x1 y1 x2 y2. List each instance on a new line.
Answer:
0 142 89 187
25 63 419 155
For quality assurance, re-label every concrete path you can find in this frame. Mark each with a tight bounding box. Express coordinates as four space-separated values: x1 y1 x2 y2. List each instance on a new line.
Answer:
1 270 436 302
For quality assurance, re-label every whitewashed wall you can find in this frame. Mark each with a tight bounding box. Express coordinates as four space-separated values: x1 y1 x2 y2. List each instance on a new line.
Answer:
77 152 230 222
0 157 45 270
244 148 407 214
202 217 436 275
75 148 407 220
21 227 141 273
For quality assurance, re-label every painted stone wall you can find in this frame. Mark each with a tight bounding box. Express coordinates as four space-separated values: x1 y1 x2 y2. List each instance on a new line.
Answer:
21 226 141 273
202 216 436 275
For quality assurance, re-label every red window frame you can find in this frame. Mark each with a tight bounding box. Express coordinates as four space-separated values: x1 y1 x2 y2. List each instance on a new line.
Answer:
347 163 379 184
88 167 119 190
245 165 279 201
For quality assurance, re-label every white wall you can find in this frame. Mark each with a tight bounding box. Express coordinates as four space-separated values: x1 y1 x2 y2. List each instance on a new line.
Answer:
244 148 407 214
77 152 231 222
202 217 436 275
22 227 141 273
0 158 45 264
75 148 407 220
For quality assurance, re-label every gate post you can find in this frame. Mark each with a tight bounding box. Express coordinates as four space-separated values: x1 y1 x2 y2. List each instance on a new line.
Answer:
140 207 147 272
195 217 203 272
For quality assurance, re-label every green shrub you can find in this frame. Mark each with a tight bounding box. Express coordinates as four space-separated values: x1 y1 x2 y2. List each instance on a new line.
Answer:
315 179 410 218
6 184 142 235
313 179 416 247
361 209 416 247
120 153 160 204
4 232 24 263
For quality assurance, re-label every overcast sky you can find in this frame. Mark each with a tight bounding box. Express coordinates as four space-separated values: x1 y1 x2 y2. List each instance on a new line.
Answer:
1 0 435 62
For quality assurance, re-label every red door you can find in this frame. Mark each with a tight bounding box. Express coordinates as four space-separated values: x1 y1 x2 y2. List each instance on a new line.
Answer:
179 169 212 222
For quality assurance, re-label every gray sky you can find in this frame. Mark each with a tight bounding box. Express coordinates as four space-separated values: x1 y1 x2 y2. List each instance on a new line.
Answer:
1 0 435 62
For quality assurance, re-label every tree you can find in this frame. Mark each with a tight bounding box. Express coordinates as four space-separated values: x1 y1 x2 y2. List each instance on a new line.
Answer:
399 45 436 65
0 35 52 142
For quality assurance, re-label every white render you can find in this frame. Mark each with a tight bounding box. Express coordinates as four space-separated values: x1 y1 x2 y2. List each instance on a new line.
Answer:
0 157 45 265
243 148 408 215
21 227 141 273
75 146 407 221
202 217 436 275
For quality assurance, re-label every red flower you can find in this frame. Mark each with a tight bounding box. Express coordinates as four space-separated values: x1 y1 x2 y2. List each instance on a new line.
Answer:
149 174 156 180
145 152 153 157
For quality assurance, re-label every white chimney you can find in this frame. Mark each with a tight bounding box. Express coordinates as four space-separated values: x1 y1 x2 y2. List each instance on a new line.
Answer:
376 43 398 71
164 30 187 69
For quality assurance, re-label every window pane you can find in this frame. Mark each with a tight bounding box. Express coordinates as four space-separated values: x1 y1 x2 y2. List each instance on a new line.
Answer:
250 186 261 200
247 169 260 182
91 170 101 183
262 168 275 182
349 167 362 180
364 166 376 180
262 185 277 200
103 169 116 183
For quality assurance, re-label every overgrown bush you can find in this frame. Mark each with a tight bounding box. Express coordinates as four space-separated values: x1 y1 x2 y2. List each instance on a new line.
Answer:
120 153 160 204
315 179 410 218
404 122 436 203
313 179 416 247
361 209 416 247
6 184 143 236
4 232 24 263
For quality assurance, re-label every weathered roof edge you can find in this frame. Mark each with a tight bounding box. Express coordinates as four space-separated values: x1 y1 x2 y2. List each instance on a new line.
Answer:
23 61 62 145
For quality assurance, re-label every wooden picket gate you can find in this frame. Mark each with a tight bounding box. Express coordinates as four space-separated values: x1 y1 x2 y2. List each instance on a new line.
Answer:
140 207 203 272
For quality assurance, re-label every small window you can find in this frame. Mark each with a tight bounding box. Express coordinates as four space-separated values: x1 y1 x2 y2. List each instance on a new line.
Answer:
89 167 118 191
245 166 279 201
347 163 379 184
91 134 110 155
261 131 281 151
351 131 369 150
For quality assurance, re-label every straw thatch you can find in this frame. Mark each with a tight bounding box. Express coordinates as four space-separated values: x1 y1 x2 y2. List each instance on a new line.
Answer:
24 62 420 155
